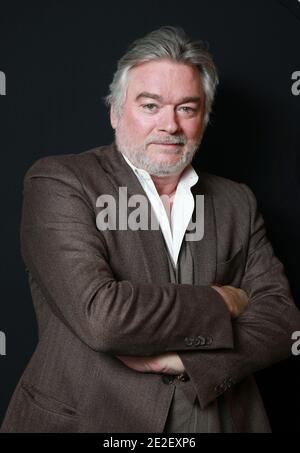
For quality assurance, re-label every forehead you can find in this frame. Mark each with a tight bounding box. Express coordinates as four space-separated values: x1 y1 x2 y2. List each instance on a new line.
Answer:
126 59 204 101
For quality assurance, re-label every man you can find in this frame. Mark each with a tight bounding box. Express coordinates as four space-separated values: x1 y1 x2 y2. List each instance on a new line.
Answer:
1 26 300 433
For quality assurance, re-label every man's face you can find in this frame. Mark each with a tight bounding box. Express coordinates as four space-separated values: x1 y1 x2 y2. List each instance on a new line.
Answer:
111 59 206 176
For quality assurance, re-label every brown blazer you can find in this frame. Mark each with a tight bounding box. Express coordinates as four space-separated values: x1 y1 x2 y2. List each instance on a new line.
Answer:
1 142 300 433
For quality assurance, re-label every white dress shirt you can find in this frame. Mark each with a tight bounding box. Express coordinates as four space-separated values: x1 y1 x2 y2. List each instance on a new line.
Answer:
121 153 199 268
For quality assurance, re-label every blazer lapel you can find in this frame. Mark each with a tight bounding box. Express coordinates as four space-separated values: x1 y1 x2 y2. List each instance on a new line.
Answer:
189 177 217 286
98 142 171 284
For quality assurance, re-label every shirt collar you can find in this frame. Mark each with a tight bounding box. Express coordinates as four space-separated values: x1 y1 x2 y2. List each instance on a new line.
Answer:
121 153 152 181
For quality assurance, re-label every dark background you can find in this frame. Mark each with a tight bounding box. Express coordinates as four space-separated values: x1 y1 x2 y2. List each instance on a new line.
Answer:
0 0 299 432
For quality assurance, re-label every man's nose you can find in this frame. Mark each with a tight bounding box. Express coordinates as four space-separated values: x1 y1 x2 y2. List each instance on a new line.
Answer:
157 107 180 134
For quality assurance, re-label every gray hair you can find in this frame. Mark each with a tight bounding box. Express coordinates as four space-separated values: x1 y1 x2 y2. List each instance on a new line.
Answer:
104 26 219 126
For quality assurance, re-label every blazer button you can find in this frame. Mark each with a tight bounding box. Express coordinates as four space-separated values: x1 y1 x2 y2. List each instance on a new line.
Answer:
184 337 194 347
206 336 213 346
162 375 174 385
176 373 189 382
194 336 206 347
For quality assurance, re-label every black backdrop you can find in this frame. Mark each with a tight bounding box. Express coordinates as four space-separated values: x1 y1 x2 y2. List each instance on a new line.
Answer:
0 0 299 432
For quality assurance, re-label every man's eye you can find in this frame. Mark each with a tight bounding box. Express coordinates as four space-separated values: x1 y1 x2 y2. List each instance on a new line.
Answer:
179 106 195 113
142 104 158 111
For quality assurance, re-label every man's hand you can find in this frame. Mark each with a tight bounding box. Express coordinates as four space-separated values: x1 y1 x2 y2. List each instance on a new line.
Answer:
211 285 249 318
116 352 186 375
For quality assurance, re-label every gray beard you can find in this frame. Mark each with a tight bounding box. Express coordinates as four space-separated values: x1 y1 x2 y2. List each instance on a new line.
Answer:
115 131 201 177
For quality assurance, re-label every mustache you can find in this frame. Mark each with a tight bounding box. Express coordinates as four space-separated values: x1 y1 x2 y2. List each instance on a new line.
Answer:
146 136 187 146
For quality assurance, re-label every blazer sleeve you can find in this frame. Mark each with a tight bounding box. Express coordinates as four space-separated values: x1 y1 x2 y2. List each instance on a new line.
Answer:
178 183 300 409
20 156 233 355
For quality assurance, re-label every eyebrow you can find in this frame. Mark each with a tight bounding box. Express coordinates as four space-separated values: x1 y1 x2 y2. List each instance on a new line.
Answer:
135 92 202 105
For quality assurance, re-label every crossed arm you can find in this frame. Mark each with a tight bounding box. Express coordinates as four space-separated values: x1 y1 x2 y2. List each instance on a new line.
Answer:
21 158 300 408
117 285 249 375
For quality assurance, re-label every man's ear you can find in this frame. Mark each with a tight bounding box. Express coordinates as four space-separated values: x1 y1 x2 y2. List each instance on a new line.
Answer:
110 106 119 129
